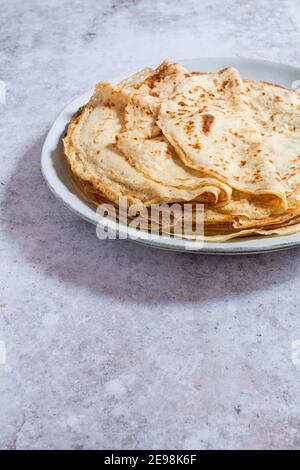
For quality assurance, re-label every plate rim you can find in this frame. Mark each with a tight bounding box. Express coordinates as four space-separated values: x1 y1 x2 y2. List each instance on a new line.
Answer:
41 56 300 254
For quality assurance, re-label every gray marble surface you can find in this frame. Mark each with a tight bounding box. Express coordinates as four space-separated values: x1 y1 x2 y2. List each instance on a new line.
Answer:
1 0 300 450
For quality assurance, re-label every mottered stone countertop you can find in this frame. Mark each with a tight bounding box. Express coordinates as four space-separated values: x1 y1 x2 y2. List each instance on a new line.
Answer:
1 0 300 450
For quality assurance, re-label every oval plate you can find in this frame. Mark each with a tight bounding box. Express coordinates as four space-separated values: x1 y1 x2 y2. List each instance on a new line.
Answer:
41 57 300 254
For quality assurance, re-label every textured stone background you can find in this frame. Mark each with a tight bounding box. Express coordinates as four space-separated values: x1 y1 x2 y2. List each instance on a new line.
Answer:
1 0 300 450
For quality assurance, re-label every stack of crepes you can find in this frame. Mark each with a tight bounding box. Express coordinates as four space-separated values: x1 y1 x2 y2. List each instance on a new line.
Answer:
63 60 300 241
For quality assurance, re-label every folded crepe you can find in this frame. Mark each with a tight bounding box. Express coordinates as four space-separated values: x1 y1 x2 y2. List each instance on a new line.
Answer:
63 81 232 209
202 76 300 231
63 61 300 241
119 64 299 228
117 60 232 204
157 67 288 214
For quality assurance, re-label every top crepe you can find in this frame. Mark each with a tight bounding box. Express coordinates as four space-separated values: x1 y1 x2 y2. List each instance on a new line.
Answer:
157 67 288 213
117 60 232 204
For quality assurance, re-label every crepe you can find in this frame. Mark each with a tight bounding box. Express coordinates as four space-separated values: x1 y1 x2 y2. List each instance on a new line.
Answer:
63 81 234 208
221 79 300 230
117 61 232 204
181 221 300 242
63 60 300 241
117 67 154 95
183 73 300 228
157 67 287 214
117 64 295 226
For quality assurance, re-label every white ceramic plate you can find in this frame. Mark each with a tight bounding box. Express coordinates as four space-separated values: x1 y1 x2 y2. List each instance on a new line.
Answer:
41 57 300 254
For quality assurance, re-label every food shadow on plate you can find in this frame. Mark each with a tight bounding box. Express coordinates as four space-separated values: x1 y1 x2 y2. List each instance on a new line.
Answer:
2 136 300 306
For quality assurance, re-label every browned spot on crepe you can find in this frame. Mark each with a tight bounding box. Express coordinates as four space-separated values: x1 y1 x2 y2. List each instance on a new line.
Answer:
202 114 215 135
